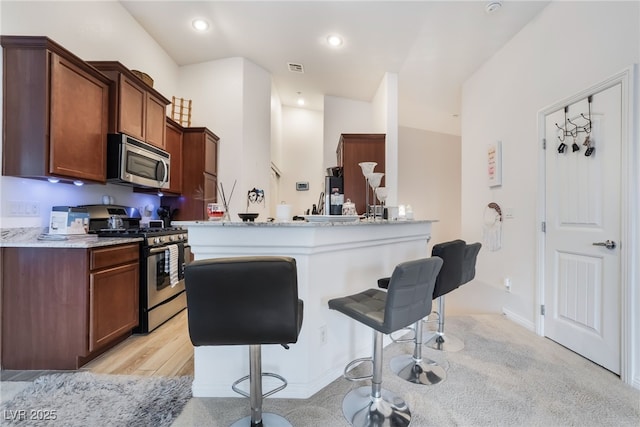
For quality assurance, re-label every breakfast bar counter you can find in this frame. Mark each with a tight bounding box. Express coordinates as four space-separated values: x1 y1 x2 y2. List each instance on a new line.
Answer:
173 218 435 398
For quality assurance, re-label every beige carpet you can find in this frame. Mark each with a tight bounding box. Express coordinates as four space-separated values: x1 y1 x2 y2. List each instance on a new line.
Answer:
173 314 639 426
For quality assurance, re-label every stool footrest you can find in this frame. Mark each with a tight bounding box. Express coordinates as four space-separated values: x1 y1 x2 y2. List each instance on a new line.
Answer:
232 372 288 399
343 357 373 382
390 326 415 343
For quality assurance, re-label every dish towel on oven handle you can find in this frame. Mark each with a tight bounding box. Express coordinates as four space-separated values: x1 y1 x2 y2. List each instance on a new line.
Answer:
165 244 180 287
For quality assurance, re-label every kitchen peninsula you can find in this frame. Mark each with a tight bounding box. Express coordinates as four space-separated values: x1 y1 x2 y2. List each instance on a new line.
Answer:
173 218 435 398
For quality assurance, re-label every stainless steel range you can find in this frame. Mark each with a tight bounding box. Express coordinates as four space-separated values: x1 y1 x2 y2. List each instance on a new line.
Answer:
83 205 190 333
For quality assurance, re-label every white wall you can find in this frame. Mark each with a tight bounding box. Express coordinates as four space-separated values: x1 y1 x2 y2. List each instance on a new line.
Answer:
242 60 273 218
461 0 639 321
177 58 272 219
279 107 324 216
373 73 399 207
398 126 461 247
460 0 639 384
322 96 373 169
0 0 179 227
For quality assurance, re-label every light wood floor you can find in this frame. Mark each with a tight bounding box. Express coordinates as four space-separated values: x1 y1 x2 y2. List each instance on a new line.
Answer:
1 310 193 381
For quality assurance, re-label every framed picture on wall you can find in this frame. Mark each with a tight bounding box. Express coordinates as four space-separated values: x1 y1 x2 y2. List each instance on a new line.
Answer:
488 140 502 187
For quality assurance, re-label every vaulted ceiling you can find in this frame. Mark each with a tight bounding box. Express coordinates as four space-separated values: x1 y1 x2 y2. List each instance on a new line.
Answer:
121 1 549 135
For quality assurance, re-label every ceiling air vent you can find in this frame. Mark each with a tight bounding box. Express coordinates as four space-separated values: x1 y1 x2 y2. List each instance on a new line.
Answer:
287 62 304 73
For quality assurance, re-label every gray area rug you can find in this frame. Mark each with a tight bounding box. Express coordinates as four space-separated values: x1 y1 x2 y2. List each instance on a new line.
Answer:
0 372 192 426
174 314 640 426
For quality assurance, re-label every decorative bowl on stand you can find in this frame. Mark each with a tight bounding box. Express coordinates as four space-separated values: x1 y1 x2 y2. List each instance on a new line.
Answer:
238 213 259 222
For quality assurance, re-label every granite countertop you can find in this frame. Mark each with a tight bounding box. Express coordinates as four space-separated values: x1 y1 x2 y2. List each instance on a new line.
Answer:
0 227 143 248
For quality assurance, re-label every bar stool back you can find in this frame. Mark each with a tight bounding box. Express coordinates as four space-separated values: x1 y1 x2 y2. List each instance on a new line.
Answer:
185 256 303 427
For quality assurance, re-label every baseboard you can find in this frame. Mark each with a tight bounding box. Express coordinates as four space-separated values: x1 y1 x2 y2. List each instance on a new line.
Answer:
502 308 535 332
632 375 640 391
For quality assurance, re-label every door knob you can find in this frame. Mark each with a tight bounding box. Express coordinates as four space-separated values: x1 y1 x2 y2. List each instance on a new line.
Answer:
592 240 616 250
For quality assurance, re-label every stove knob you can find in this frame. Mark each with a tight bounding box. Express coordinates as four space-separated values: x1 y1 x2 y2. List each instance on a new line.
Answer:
154 237 161 244
169 235 176 241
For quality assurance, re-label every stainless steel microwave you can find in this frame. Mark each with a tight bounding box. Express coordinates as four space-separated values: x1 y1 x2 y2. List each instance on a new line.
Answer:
106 134 170 189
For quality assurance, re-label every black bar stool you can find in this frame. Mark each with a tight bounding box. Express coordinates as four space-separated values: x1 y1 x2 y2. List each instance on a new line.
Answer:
328 257 443 427
376 279 447 386
425 240 481 352
185 256 304 427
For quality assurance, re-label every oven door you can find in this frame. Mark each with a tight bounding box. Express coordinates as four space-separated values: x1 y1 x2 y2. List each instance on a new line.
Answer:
146 243 187 309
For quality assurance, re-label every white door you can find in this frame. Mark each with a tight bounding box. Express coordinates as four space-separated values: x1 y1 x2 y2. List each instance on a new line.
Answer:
544 84 621 374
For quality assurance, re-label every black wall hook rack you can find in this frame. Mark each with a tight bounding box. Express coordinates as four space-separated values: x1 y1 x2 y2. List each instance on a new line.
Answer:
555 95 593 143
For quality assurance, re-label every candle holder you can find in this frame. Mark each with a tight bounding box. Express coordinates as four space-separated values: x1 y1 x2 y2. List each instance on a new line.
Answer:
375 186 388 219
358 162 377 218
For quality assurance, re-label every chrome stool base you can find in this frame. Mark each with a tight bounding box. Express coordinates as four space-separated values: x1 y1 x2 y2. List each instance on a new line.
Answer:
389 354 446 385
230 413 292 427
425 333 464 352
342 386 411 427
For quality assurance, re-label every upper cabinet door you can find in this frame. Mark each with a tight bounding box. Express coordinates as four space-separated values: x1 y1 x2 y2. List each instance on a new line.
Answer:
49 53 109 182
204 133 218 175
164 118 183 194
88 61 171 150
145 93 167 149
1 36 111 183
118 75 146 141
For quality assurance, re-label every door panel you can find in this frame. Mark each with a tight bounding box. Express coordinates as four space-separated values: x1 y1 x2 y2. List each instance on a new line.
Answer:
544 84 621 374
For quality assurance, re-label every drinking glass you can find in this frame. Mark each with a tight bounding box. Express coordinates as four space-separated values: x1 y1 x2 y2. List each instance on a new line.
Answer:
375 187 388 220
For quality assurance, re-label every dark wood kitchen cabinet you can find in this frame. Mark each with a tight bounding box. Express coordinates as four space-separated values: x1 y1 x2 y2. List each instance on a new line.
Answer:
1 243 139 370
1 36 110 183
133 116 183 196
170 127 219 221
337 133 386 215
164 117 184 194
88 61 171 150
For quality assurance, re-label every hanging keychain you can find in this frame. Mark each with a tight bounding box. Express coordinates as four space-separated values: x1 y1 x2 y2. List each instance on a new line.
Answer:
583 135 595 156
571 133 580 152
557 141 567 153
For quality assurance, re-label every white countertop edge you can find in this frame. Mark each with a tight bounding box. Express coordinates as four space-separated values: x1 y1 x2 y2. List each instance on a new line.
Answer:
173 218 437 227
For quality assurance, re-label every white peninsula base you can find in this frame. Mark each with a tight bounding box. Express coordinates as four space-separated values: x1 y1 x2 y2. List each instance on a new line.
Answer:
174 219 434 398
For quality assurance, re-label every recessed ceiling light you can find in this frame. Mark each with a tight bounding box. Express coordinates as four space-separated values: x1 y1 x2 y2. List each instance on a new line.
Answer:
192 19 210 32
327 35 343 47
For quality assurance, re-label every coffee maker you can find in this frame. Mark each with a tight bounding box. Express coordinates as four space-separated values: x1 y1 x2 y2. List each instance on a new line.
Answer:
324 168 344 215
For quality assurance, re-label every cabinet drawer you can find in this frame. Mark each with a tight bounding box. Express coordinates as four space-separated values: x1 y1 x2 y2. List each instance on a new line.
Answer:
91 244 139 270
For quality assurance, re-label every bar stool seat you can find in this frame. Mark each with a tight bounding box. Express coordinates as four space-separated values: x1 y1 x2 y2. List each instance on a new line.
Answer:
328 257 442 427
185 256 303 427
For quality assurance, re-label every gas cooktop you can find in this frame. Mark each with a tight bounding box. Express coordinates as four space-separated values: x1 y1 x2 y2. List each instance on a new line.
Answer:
97 227 185 237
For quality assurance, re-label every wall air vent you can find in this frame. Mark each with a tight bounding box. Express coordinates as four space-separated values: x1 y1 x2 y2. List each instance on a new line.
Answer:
287 62 304 73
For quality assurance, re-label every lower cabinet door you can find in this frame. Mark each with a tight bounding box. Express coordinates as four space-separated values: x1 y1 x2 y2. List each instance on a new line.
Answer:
89 262 139 352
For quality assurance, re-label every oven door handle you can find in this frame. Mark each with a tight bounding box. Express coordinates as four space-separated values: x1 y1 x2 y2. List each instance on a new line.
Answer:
149 246 169 255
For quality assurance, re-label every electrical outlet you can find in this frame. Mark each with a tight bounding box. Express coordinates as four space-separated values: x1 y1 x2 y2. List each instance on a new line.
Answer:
7 200 41 217
319 325 327 345
503 277 512 292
